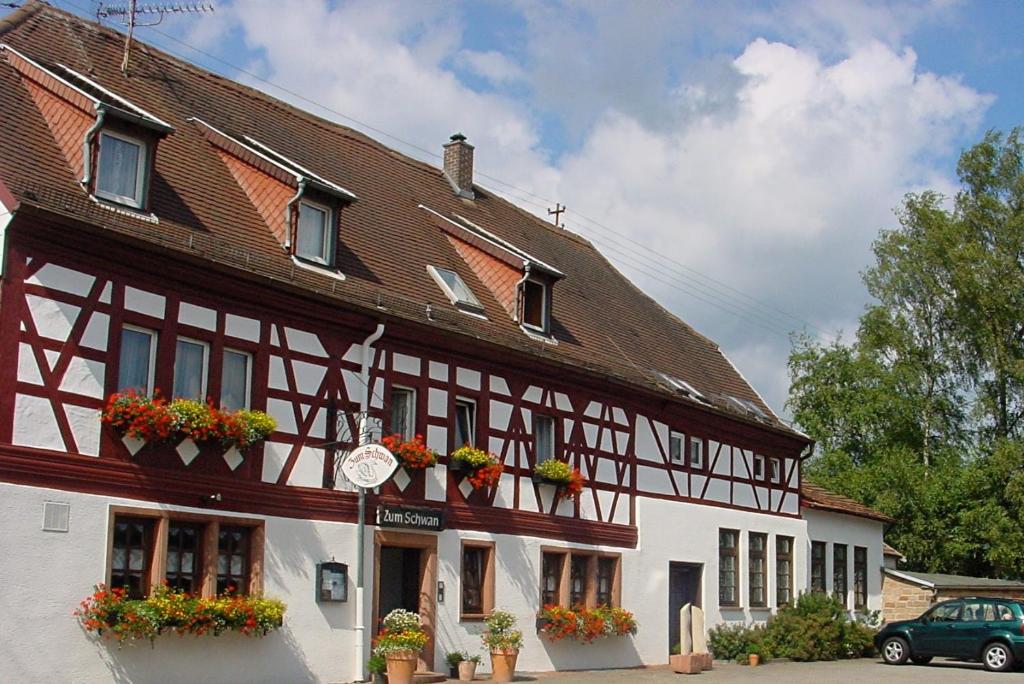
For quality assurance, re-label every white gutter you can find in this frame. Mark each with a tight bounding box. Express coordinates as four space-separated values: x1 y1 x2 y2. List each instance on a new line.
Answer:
80 105 106 188
513 262 531 324
353 322 385 684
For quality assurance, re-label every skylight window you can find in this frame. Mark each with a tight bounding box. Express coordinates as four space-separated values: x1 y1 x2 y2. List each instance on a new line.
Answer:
658 372 705 401
727 395 769 420
428 266 484 315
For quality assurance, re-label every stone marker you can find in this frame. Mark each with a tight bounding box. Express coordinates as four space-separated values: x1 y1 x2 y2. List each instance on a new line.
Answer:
692 605 707 653
679 603 693 655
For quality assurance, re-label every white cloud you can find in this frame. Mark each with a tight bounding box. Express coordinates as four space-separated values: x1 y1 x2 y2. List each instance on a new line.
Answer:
148 1 991 417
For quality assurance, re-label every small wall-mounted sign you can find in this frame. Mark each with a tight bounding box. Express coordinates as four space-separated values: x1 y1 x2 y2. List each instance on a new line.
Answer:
317 561 348 602
376 504 445 532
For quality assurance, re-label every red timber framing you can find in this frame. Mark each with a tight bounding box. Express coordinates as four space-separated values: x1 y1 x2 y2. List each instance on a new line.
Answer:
0 211 808 550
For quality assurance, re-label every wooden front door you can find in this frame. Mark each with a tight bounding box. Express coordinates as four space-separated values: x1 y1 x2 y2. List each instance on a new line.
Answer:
373 530 438 671
668 562 702 654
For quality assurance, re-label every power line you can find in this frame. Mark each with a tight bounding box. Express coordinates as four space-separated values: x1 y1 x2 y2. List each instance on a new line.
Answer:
54 0 834 340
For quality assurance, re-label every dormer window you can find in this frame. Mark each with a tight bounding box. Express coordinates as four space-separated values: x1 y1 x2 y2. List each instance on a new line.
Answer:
522 279 549 332
428 265 484 315
658 372 705 402
96 130 148 208
295 199 333 265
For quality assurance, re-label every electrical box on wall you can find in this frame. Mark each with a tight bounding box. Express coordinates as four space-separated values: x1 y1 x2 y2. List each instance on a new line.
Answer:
317 561 348 602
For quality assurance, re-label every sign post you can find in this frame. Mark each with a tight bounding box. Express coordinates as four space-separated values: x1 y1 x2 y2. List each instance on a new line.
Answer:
341 442 397 683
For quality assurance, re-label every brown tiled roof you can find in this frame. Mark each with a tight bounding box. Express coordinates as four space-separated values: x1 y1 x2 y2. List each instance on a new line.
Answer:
801 482 894 523
883 542 904 558
0 2 807 441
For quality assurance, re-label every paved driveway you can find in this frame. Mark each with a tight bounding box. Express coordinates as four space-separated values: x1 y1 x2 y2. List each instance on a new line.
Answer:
516 658 1013 682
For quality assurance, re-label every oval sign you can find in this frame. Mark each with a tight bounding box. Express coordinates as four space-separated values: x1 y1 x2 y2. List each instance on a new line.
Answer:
340 443 399 488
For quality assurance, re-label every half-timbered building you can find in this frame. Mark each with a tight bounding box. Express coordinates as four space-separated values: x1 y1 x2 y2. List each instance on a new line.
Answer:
0 4 889 683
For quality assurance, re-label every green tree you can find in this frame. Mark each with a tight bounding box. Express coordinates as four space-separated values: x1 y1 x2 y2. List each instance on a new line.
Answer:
788 127 1024 578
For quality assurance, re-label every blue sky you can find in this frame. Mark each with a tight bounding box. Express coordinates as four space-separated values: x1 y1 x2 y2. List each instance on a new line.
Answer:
15 0 1023 417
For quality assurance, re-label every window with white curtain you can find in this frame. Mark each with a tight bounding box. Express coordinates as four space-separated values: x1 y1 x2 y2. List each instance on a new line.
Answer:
220 349 251 410
96 131 147 208
118 326 157 394
173 337 209 399
295 200 332 264
534 414 555 463
669 430 684 463
390 387 415 440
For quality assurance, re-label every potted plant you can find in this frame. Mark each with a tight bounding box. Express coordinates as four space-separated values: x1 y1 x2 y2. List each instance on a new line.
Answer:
449 445 503 490
373 609 428 684
482 609 523 684
445 650 465 678
458 653 481 681
531 459 586 499
366 653 387 684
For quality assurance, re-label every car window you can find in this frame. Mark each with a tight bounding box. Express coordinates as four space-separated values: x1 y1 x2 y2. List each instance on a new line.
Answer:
959 601 988 621
928 602 962 622
996 603 1016 621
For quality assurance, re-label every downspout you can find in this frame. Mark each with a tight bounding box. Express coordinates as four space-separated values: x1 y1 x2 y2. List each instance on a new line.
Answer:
80 105 106 189
284 178 307 252
353 322 385 684
513 262 532 323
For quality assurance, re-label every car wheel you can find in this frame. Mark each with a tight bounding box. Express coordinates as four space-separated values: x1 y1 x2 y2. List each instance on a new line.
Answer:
911 655 932 665
983 642 1014 672
882 637 910 665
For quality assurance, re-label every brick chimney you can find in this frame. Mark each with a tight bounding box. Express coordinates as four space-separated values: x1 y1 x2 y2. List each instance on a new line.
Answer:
443 132 475 199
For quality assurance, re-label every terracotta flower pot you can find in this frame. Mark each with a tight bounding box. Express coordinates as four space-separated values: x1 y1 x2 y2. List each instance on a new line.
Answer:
490 649 518 683
385 650 418 684
749 653 760 667
458 660 478 681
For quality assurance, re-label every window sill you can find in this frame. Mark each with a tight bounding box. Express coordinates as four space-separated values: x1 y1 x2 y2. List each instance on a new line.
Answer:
749 606 771 612
521 325 558 345
460 613 487 622
291 255 346 281
90 195 159 223
720 604 743 610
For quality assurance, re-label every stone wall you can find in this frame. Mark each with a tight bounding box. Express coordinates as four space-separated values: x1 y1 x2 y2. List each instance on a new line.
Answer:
882 573 934 622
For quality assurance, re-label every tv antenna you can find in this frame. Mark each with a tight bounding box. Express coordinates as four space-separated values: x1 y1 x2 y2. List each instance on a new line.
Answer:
548 203 566 228
96 1 215 74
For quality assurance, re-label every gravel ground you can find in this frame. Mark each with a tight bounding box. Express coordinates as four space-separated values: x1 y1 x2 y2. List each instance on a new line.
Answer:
495 657 1012 682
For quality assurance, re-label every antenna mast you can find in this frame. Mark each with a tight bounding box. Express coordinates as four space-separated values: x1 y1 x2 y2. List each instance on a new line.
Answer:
96 1 214 75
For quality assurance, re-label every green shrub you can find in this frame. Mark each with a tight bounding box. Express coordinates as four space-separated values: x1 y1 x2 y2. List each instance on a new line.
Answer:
762 592 877 661
708 622 754 660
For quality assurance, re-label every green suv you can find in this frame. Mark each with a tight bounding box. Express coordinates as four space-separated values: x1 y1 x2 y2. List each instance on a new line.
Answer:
876 598 1024 672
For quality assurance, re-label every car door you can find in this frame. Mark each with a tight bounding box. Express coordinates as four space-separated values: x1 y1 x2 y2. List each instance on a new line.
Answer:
912 601 963 656
951 600 991 659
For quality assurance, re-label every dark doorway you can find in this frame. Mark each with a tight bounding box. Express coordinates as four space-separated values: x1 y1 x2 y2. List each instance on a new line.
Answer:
378 546 422 621
668 562 702 654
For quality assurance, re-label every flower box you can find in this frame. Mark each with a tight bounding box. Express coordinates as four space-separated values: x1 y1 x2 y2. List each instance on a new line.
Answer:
102 391 276 451
531 460 585 499
381 434 437 470
449 446 503 489
536 605 638 643
75 584 285 644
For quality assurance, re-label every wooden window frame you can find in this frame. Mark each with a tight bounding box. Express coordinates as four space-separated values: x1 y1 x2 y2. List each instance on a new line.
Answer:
748 532 768 608
521 278 549 334
669 430 685 464
221 347 253 410
454 397 477 448
389 386 417 441
539 546 621 609
833 543 848 608
173 335 210 400
769 457 782 484
776 535 794 607
752 454 765 481
688 436 704 470
95 128 149 208
719 528 740 607
853 546 868 610
109 515 155 598
164 520 205 594
810 541 827 593
460 540 495 621
106 506 264 598
294 198 335 266
118 324 158 395
533 413 556 464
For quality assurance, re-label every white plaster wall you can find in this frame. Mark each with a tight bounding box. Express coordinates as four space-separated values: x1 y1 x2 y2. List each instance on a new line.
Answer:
0 482 364 684
803 508 885 615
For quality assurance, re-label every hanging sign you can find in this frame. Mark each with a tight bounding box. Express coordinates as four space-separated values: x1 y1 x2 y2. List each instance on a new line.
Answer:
377 504 445 531
340 443 399 488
